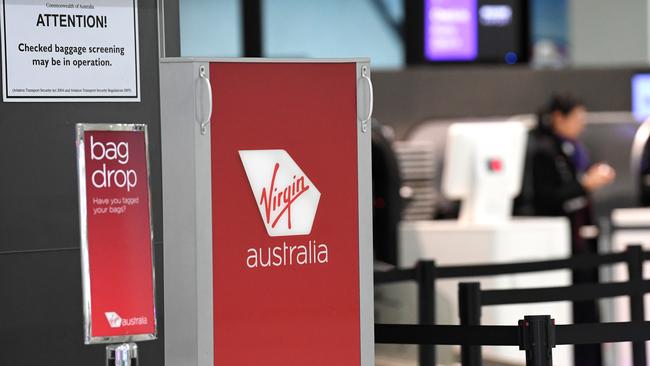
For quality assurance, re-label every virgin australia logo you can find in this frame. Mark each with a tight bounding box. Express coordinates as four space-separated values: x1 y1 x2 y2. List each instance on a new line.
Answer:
104 311 148 328
105 312 122 328
239 150 321 237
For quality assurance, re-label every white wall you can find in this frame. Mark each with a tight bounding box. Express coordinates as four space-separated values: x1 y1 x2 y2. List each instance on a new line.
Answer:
571 0 649 66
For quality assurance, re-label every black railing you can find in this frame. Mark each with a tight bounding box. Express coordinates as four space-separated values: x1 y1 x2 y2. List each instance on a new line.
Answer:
376 320 650 366
374 245 647 365
459 247 648 365
375 261 436 364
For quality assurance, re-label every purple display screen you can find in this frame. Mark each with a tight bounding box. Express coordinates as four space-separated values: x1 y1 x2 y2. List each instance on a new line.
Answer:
425 0 478 61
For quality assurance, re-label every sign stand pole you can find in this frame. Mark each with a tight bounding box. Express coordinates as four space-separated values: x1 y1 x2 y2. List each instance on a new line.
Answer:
105 343 138 366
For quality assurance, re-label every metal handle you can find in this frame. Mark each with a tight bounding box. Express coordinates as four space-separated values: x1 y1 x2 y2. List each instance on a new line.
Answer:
359 65 373 133
197 65 213 135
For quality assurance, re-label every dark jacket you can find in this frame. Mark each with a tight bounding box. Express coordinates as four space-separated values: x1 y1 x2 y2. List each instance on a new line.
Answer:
517 128 595 253
522 128 603 366
371 126 403 265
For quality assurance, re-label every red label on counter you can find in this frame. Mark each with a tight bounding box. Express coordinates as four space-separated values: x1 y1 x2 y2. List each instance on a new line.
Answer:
77 126 156 343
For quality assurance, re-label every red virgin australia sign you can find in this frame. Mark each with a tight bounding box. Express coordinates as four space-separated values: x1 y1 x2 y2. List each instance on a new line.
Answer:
77 125 156 344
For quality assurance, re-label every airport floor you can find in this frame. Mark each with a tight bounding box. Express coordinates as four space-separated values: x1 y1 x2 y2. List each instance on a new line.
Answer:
376 349 517 366
375 356 513 366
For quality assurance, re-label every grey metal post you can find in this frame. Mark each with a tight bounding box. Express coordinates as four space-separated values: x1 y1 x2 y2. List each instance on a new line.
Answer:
106 343 138 366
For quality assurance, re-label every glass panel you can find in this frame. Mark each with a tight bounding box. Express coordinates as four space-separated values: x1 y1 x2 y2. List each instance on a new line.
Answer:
180 0 243 57
263 0 404 69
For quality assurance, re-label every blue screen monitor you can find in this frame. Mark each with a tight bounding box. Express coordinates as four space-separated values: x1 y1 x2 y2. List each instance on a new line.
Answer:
632 74 650 121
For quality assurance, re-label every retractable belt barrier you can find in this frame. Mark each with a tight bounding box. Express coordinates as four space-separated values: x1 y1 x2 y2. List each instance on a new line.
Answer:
374 245 647 366
376 320 650 366
374 250 629 285
376 321 650 346
375 261 436 365
457 245 647 366
480 279 650 305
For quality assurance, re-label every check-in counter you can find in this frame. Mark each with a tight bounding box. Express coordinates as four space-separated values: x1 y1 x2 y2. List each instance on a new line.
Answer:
606 208 650 365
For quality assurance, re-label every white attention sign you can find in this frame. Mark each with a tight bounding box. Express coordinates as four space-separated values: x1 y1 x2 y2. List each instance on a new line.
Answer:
0 0 140 102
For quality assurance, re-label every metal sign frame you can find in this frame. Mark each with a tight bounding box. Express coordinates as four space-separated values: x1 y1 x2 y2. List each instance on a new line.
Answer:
76 123 157 344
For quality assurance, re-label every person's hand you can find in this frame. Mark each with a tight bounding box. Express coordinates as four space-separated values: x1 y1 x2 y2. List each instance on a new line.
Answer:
581 163 616 192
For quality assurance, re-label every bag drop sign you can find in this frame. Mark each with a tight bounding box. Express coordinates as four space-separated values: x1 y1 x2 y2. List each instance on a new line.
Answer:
0 0 140 102
89 136 138 192
76 124 156 344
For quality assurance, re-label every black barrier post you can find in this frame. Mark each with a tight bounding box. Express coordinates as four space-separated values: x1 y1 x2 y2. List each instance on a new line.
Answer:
417 260 436 366
626 245 646 365
518 315 555 366
459 282 482 366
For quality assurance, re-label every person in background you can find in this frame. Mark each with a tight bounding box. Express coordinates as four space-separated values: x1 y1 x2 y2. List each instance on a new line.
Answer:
371 120 403 266
518 93 615 366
